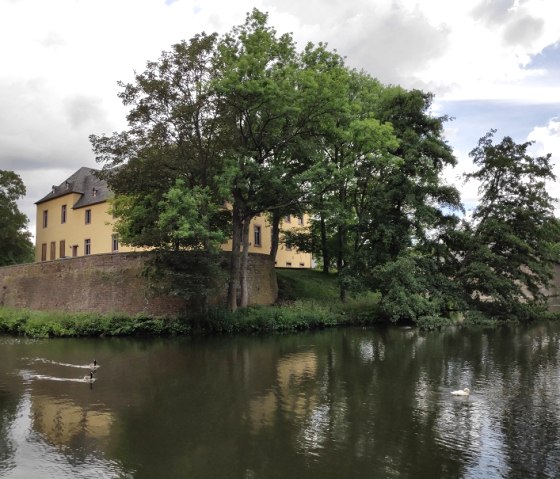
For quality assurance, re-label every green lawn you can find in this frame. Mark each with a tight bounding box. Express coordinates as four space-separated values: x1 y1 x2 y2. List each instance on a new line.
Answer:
276 268 340 302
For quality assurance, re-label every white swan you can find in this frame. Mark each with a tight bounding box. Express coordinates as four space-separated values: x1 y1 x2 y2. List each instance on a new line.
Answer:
451 388 470 396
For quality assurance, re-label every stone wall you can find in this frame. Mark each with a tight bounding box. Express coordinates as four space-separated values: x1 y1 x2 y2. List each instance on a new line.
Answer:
0 252 278 316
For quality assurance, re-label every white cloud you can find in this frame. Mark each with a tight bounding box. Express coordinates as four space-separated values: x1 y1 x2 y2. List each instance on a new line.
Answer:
1 0 559 237
528 118 560 212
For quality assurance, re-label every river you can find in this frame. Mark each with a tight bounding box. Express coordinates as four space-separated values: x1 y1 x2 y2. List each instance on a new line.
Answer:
1 322 560 478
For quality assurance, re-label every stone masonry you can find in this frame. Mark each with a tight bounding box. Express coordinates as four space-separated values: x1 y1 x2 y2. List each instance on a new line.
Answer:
0 252 278 315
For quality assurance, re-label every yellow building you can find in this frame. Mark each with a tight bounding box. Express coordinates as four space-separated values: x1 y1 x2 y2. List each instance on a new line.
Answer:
35 167 312 268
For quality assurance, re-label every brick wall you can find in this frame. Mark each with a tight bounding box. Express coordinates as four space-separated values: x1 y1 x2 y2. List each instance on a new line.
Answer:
0 252 278 315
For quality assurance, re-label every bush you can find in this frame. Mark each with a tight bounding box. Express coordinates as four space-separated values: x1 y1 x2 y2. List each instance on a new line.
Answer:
415 315 455 331
201 300 339 334
0 307 191 338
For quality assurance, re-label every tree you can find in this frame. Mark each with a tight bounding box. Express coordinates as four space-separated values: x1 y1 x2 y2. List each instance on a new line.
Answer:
90 33 231 312
91 32 227 251
457 131 560 320
91 11 340 311
0 170 34 266
214 12 355 309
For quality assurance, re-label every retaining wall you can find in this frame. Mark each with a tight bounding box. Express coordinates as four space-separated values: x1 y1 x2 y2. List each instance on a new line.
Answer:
0 252 278 315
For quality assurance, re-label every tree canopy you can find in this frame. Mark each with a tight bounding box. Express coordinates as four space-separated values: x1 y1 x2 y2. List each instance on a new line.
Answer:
90 9 559 320
454 131 560 320
0 170 34 266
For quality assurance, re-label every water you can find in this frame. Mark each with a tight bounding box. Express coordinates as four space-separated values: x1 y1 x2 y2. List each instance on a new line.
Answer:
1 322 560 478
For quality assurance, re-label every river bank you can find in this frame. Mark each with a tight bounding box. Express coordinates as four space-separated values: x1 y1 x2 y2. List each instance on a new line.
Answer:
0 270 384 338
1 269 557 338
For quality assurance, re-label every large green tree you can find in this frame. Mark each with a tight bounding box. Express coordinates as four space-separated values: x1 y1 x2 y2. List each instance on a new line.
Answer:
0 170 34 266
91 10 347 311
455 131 560 320
90 33 231 311
91 32 228 252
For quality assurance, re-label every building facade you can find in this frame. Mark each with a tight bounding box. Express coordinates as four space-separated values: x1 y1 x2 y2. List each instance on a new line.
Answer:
35 167 312 268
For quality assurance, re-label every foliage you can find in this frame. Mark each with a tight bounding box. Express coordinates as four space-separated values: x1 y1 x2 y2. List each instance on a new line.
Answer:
0 307 190 338
91 29 227 250
202 301 339 334
415 315 455 331
456 131 560 320
143 250 227 314
370 254 454 323
157 180 230 250
0 170 34 266
87 9 558 324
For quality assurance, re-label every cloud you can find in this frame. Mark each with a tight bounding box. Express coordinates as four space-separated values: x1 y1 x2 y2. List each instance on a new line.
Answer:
64 95 107 130
2 0 559 238
39 31 66 48
527 118 560 210
0 79 115 171
471 0 546 48
471 0 515 26
503 15 544 47
264 0 450 88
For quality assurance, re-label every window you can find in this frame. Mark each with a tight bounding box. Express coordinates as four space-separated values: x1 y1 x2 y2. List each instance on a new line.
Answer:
85 209 91 224
286 262 292 267
284 215 291 223
253 225 262 247
42 210 48 228
285 241 292 251
59 240 66 258
61 204 67 224
112 234 119 252
298 216 304 225
85 239 91 255
299 262 305 267
50 241 56 261
41 243 47 261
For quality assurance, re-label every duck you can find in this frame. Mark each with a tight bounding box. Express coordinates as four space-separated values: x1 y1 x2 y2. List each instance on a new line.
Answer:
451 388 470 396
83 371 95 382
89 359 99 370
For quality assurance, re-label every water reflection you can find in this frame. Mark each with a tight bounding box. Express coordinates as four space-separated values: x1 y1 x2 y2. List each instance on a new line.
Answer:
0 325 560 477
31 395 112 446
4 392 128 479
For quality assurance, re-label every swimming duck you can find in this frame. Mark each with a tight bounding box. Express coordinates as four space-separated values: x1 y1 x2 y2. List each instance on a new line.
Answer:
451 388 470 396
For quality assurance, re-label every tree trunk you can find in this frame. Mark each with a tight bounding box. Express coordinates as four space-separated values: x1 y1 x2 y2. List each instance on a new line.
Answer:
337 225 346 302
227 204 242 311
320 212 329 274
269 211 281 261
336 225 344 272
239 217 251 308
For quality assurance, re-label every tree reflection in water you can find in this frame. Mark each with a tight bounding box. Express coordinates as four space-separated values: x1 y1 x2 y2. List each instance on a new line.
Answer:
1 324 560 478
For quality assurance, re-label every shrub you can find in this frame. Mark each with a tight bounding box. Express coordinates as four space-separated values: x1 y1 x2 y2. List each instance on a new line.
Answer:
415 315 455 331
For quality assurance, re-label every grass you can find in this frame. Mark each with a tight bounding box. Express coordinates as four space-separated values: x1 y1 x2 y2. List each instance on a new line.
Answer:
276 268 340 302
276 268 382 326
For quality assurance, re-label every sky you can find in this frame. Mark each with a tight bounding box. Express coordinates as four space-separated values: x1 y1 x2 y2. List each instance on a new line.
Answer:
1 0 559 239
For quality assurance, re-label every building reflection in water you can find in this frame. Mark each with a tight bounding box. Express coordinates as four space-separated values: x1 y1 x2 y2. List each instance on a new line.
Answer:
249 351 318 431
4 390 130 479
31 395 113 448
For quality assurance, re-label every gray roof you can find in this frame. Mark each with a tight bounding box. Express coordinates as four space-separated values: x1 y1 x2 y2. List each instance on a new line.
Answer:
35 167 112 209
